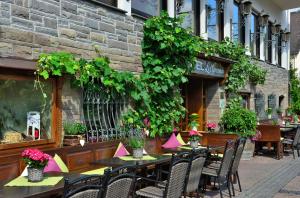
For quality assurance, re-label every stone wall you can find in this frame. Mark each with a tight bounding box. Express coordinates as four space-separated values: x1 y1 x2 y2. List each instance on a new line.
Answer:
251 61 289 118
0 0 144 121
0 0 143 72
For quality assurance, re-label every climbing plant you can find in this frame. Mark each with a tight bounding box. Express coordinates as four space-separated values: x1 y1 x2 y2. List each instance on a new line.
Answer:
36 12 266 137
290 67 300 114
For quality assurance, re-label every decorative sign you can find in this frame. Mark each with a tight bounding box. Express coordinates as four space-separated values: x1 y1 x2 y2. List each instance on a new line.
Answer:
255 92 265 119
193 59 225 78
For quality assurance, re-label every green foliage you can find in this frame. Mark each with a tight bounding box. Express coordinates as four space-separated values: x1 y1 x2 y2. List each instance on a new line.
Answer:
188 113 200 129
220 103 257 138
266 107 272 115
290 68 300 114
36 12 266 138
63 122 87 135
128 136 144 149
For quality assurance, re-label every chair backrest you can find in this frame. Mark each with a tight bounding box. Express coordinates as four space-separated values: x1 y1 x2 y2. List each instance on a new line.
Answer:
256 124 281 141
218 140 235 177
164 155 190 198
63 175 102 198
185 150 206 193
293 126 300 146
231 138 246 174
101 165 136 198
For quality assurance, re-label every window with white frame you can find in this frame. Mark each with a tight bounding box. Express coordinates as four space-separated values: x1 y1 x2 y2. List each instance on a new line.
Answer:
250 12 260 58
176 0 200 35
131 0 162 17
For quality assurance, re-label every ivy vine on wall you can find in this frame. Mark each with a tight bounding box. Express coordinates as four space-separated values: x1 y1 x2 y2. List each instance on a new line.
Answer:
36 12 266 137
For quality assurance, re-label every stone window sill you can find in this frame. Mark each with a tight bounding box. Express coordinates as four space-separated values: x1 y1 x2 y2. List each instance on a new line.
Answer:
89 0 127 14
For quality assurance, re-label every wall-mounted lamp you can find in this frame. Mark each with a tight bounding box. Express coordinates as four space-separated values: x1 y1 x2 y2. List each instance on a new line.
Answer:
241 1 252 16
259 14 269 27
282 31 290 43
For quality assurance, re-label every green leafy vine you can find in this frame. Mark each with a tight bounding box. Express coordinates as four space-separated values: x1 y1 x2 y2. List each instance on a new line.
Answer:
35 12 266 137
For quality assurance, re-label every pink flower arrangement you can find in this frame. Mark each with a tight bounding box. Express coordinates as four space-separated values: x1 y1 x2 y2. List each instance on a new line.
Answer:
22 148 50 169
189 130 202 141
206 122 217 131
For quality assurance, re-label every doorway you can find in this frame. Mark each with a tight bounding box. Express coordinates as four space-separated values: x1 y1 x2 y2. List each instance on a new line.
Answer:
180 77 207 131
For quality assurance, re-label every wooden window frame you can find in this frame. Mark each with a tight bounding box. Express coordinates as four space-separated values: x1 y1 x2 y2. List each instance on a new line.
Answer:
0 68 61 150
277 31 282 67
267 21 273 63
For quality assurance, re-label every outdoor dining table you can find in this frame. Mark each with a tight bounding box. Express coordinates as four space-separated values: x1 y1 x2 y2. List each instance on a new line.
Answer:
90 154 172 168
163 145 224 154
0 172 82 198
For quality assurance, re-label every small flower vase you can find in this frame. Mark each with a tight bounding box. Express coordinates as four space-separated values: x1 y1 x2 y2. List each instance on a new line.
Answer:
28 167 44 182
132 148 143 159
267 114 272 119
190 140 198 148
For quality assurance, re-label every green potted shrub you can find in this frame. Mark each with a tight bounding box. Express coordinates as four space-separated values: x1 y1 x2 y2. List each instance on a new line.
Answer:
189 113 200 130
220 104 257 160
63 122 87 146
128 136 144 159
266 108 273 119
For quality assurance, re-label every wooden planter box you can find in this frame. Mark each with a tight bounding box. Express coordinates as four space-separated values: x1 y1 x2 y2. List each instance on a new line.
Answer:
63 135 85 146
199 132 238 147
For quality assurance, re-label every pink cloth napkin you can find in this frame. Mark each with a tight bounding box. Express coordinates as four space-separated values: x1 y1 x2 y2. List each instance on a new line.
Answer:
44 156 62 173
114 142 130 157
162 133 182 148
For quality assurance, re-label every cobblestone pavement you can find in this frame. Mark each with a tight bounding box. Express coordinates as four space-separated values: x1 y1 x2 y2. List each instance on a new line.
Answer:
204 154 300 198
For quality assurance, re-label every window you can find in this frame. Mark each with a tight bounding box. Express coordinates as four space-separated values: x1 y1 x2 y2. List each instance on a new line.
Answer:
250 12 260 58
277 31 282 66
241 93 250 109
266 22 272 63
232 1 245 44
97 0 117 7
0 74 54 144
176 0 200 35
83 89 129 142
206 0 224 41
131 0 162 17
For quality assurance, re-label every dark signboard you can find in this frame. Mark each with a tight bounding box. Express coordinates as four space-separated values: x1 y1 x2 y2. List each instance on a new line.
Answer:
193 59 225 78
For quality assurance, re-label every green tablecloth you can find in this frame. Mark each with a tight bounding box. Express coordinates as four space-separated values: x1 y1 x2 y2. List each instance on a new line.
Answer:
119 155 157 161
180 145 206 150
82 167 107 175
5 176 63 187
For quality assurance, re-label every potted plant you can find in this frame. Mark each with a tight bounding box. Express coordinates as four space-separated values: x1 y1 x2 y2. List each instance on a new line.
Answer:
189 113 199 130
206 121 217 132
276 108 283 118
63 122 87 146
220 104 257 160
286 107 293 116
21 148 50 182
189 130 201 148
266 108 273 119
129 137 144 158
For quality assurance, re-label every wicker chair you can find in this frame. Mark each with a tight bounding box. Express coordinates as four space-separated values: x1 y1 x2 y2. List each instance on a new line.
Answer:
202 140 235 198
101 165 137 198
135 154 190 198
63 175 102 198
282 126 300 159
184 150 206 198
230 138 246 196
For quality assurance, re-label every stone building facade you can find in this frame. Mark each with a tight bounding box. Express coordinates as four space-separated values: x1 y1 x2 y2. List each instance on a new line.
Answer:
0 0 144 125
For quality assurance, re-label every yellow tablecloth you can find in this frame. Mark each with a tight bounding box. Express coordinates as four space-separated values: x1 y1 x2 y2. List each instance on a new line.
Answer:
119 155 157 161
180 145 207 150
5 176 63 187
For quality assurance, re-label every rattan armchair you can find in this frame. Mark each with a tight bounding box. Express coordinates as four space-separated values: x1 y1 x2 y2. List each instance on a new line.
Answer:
202 140 236 198
282 126 300 159
63 175 102 198
101 165 137 198
135 154 190 198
